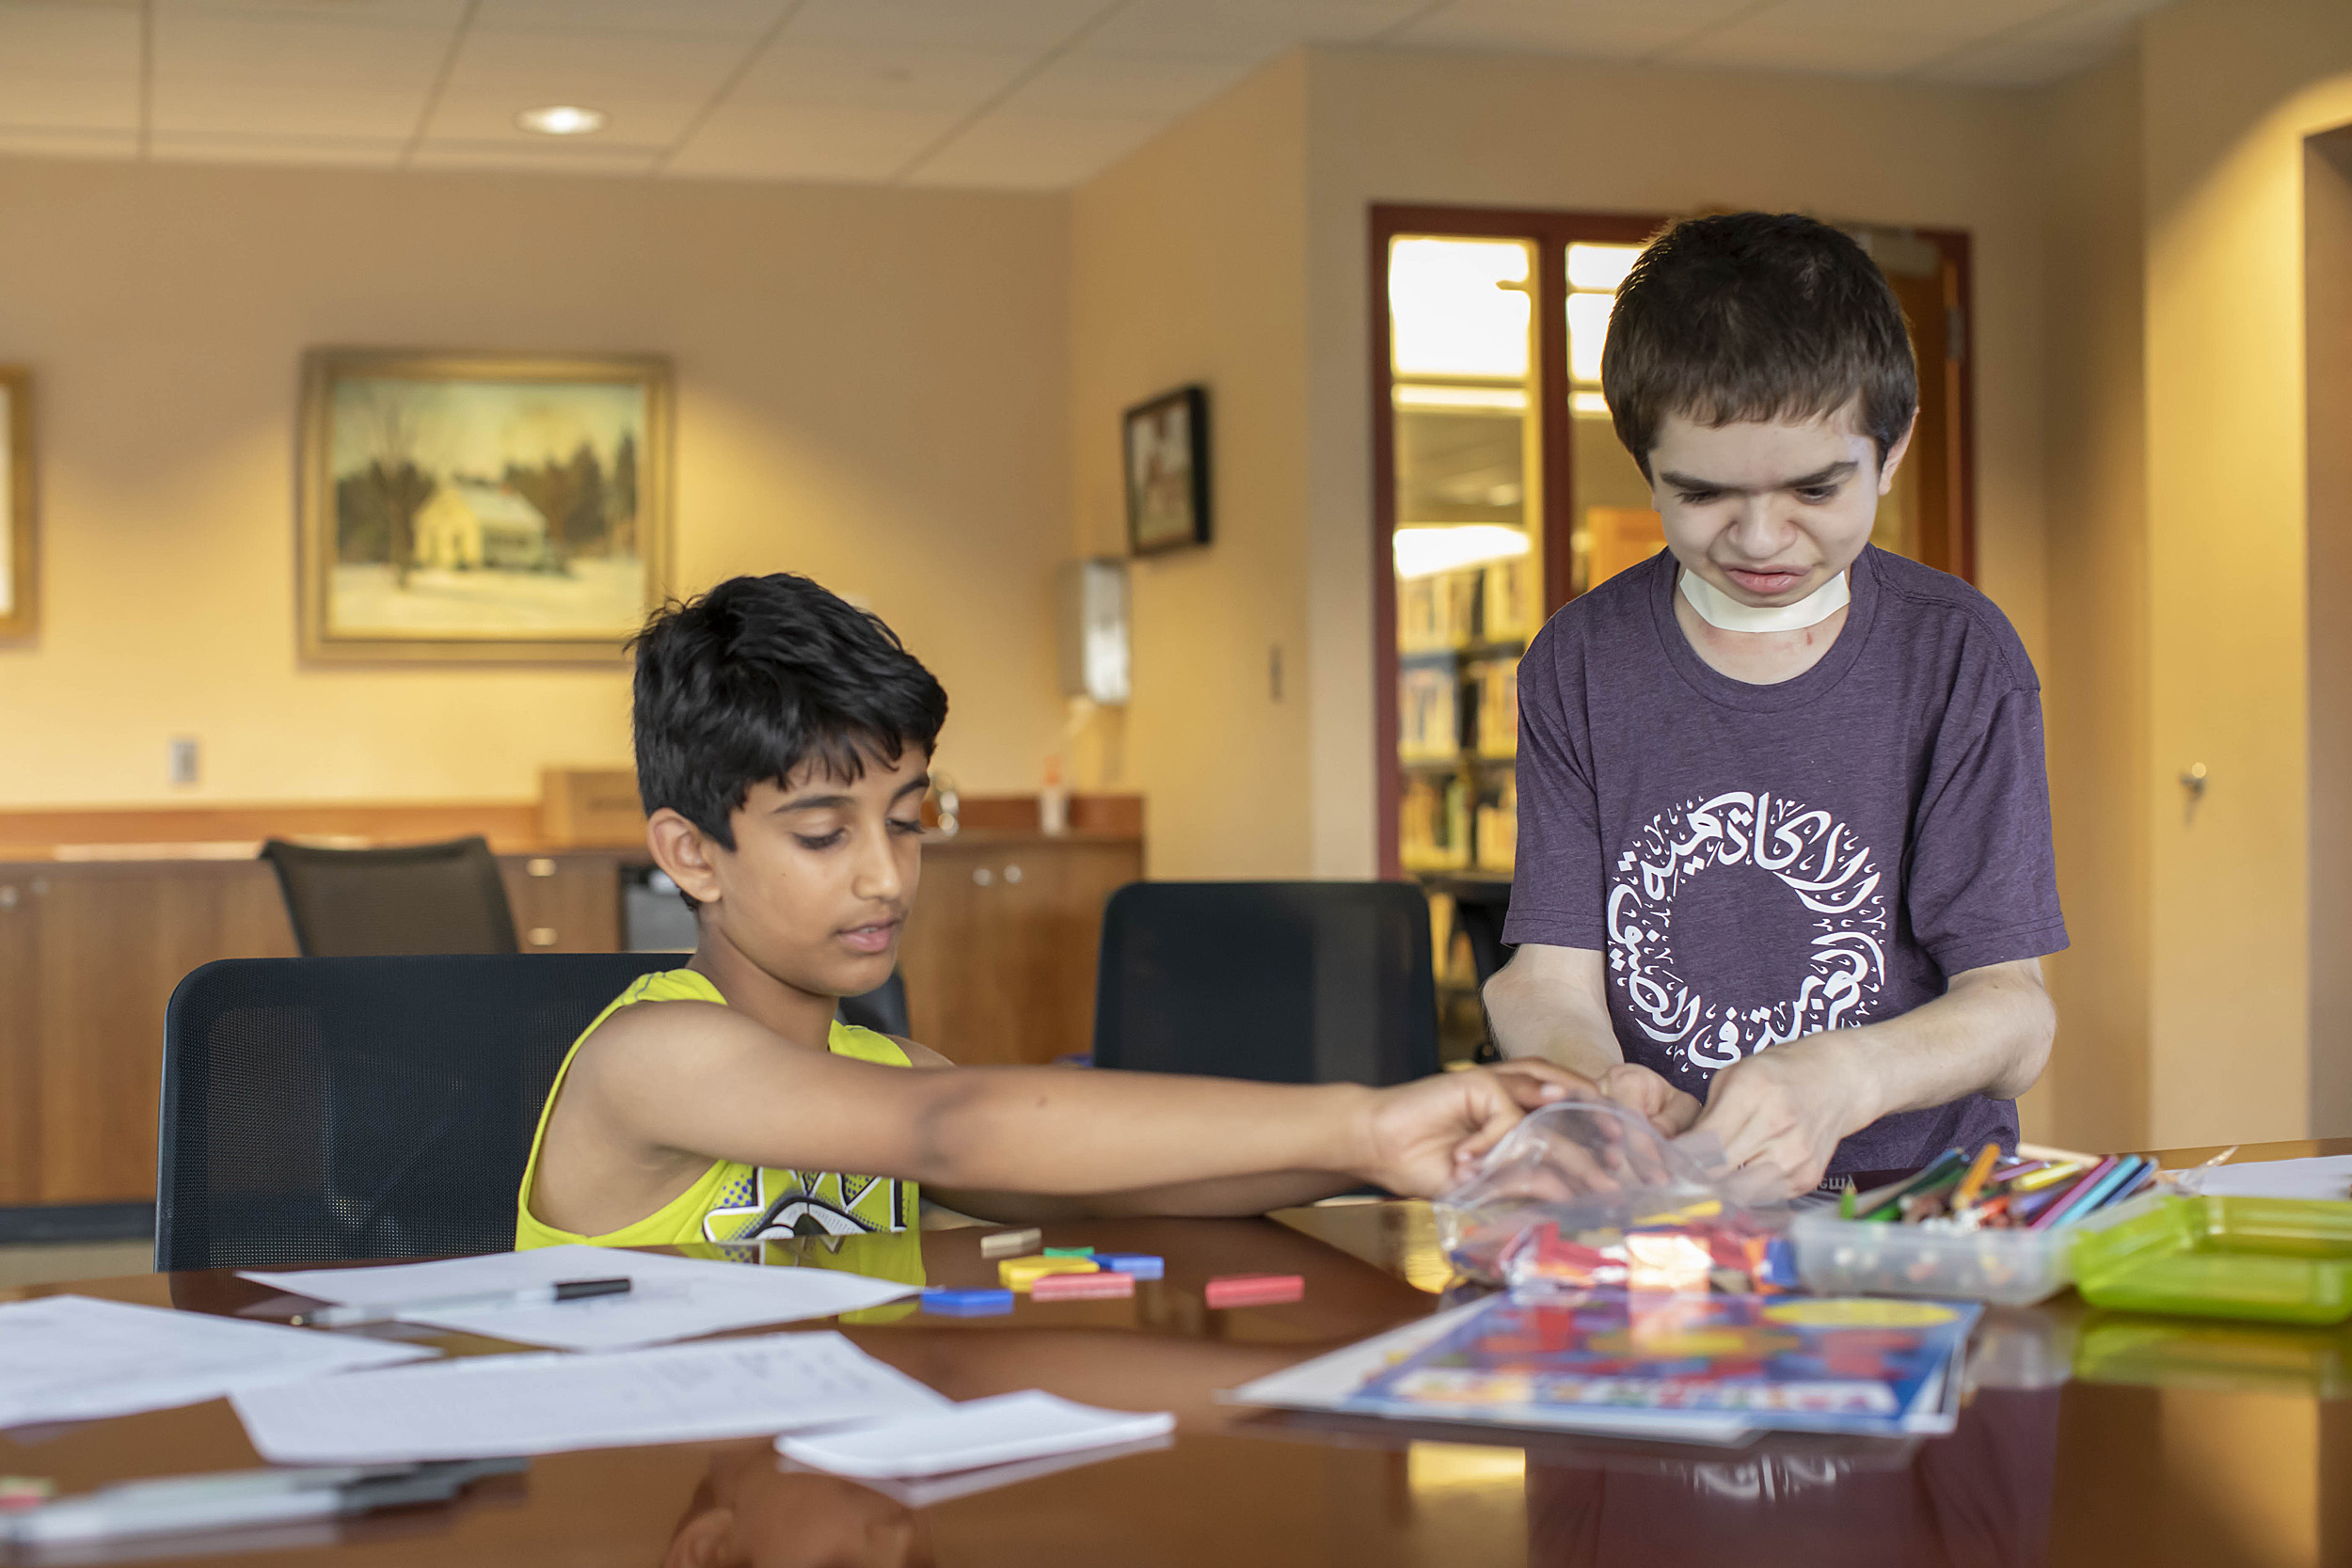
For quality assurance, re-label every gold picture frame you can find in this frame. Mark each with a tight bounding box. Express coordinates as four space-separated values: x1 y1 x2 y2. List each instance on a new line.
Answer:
0 366 35 641
298 349 673 663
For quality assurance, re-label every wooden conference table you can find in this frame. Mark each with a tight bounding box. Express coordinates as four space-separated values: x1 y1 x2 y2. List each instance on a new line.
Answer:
5 1138 2348 1568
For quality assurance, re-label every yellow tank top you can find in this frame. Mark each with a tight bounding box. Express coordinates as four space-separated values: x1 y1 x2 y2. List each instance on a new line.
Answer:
516 968 925 1286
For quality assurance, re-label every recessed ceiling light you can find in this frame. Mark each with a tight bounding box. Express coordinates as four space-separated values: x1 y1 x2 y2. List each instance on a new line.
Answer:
516 105 607 136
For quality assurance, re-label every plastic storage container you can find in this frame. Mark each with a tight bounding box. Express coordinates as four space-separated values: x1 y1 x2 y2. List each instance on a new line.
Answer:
2072 1196 2352 1324
1789 1210 2081 1306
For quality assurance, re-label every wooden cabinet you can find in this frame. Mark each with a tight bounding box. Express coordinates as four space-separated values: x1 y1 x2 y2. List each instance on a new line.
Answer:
0 828 1134 1208
501 854 624 952
0 853 619 1207
896 832 1142 1068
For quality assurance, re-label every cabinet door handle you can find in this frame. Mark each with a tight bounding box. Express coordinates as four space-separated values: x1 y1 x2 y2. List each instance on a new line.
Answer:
1003 864 1023 884
973 867 993 886
528 927 560 947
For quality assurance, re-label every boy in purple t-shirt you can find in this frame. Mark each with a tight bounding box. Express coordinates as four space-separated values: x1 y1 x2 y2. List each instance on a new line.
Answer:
1486 213 2065 1198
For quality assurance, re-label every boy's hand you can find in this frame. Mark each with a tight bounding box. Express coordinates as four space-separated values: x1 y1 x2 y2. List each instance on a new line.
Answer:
1596 1062 1703 1137
1350 1068 1571 1197
1688 1036 1872 1198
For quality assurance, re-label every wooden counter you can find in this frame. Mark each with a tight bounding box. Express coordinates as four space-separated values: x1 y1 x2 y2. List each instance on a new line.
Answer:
0 851 623 1209
0 807 1144 1212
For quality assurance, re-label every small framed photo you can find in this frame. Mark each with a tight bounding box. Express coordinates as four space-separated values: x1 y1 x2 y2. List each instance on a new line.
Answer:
1123 385 1210 556
298 349 673 662
0 366 34 641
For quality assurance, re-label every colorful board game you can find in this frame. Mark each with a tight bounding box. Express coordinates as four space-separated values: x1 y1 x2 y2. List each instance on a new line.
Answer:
1230 1290 1978 1443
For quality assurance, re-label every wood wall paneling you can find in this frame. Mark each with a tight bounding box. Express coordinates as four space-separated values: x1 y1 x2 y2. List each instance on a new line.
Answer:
0 872 39 1202
33 863 295 1204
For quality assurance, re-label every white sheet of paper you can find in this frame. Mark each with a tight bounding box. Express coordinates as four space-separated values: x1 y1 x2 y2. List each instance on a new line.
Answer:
776 1390 1175 1480
232 1331 948 1464
782 1433 1177 1509
238 1245 918 1351
0 1295 436 1429
2183 1154 2352 1202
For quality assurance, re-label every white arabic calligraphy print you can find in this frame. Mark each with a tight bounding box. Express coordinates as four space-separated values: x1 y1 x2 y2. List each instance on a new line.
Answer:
1606 790 1887 1073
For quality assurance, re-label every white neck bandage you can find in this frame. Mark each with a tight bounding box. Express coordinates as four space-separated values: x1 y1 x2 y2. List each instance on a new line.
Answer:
1678 566 1851 633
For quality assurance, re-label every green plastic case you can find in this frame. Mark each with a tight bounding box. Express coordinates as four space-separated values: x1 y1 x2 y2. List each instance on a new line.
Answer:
2072 1196 2352 1324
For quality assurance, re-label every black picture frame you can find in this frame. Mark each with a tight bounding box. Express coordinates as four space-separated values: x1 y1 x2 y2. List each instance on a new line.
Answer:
1122 385 1210 555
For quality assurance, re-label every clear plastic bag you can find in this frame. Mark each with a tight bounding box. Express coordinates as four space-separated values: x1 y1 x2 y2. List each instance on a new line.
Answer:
1434 1099 1795 1294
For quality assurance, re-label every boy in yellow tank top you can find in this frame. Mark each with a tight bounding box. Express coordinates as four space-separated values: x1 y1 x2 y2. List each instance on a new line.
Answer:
518 575 1593 1263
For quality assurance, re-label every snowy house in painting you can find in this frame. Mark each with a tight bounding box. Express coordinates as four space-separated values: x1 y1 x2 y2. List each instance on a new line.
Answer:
412 481 550 571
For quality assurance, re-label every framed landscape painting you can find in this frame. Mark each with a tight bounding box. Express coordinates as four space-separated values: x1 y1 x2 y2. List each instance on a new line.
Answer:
1 366 33 641
1123 384 1211 556
298 350 672 662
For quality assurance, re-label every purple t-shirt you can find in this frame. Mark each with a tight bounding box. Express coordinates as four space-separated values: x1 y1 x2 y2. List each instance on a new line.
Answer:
1502 546 2066 1178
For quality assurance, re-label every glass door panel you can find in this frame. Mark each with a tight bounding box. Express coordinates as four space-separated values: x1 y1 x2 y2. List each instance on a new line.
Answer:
1563 242 1662 594
1387 236 1538 878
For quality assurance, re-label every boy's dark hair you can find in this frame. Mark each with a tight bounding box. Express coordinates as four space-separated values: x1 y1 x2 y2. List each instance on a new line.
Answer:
631 574 948 853
1601 212 1917 479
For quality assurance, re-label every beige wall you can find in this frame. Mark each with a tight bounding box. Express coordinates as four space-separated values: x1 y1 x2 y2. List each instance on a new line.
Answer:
0 158 1071 809
1068 57 1314 880
2139 0 2352 1144
2035 52 2153 1152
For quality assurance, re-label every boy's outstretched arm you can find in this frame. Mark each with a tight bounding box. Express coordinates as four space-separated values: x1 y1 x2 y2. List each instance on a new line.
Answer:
569 1001 1592 1203
1690 958 2056 1198
914 1058 1588 1222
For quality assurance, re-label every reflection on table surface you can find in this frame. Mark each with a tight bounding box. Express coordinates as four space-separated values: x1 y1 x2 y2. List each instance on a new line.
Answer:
0 1138 2345 1568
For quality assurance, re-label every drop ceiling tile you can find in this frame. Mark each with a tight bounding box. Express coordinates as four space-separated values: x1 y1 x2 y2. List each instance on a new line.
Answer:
904 109 1160 189
1391 0 1758 59
425 87 711 144
784 0 1108 55
405 136 661 174
1081 0 1422 61
154 10 452 87
1724 0 2066 38
149 129 405 166
0 2 142 131
152 81 423 138
728 43 1031 114
423 26 749 144
1008 52 1259 120
1913 0 2171 86
661 101 959 181
157 0 464 24
473 0 788 39
1664 22 1963 77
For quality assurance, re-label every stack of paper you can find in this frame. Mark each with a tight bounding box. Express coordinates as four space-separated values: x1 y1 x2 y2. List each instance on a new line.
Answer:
2181 1154 2352 1202
239 1244 918 1351
1230 1291 1978 1444
0 1295 436 1428
777 1391 1173 1479
232 1332 948 1464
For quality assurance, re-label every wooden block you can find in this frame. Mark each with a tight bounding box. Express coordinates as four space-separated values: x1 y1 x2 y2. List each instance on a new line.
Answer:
1030 1270 1135 1302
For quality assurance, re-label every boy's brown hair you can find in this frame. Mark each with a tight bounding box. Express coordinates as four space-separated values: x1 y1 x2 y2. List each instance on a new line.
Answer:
1601 212 1917 479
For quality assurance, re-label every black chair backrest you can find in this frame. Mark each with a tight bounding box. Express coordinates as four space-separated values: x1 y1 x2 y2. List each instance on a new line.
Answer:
157 953 677 1271
1090 881 1439 1085
260 836 519 957
838 970 910 1038
1439 878 1516 986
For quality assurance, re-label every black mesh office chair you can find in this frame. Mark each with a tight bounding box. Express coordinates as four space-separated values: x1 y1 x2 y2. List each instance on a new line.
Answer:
838 970 911 1038
156 953 676 1271
260 836 519 957
1090 881 1440 1086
